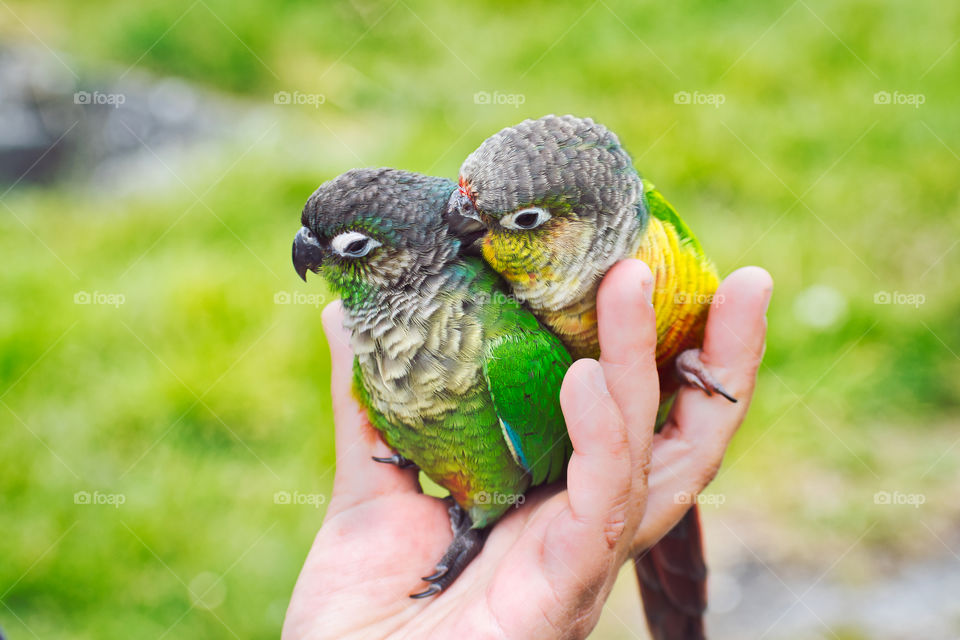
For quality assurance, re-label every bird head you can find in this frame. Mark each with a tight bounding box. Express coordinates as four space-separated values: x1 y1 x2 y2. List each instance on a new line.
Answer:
448 114 646 310
294 168 463 309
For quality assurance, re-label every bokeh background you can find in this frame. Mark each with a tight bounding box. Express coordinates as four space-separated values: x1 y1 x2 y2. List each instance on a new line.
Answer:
1 1 958 638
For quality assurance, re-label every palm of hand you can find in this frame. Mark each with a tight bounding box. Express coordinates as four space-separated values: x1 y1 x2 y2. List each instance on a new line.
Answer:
285 483 614 640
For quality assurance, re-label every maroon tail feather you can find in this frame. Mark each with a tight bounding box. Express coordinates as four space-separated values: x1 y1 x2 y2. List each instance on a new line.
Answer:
635 505 707 640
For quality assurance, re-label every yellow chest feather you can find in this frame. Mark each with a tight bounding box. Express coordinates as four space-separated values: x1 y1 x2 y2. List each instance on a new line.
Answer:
541 217 719 364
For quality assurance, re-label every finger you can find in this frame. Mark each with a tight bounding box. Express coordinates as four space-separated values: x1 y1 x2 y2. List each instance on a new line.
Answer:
669 266 773 446
543 360 636 585
596 259 660 518
634 267 772 550
700 266 773 380
321 301 420 514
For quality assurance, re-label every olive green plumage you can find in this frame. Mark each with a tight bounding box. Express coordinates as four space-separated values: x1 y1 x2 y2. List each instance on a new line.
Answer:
294 167 572 528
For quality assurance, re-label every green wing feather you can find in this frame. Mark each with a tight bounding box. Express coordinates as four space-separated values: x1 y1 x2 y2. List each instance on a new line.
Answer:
482 308 573 487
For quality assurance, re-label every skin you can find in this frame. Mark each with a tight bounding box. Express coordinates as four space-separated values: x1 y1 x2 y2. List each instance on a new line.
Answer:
283 262 772 640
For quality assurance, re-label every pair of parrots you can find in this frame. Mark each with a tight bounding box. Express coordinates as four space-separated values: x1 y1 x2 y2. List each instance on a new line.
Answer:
292 115 734 639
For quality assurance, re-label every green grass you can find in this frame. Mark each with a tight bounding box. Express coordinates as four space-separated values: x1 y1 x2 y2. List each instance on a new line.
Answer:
2 0 960 637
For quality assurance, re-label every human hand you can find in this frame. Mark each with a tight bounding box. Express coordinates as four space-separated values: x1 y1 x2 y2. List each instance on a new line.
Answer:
632 264 772 553
282 261 771 639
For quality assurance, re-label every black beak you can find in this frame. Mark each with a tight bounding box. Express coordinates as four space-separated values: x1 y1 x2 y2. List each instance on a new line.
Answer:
292 226 323 282
446 190 486 252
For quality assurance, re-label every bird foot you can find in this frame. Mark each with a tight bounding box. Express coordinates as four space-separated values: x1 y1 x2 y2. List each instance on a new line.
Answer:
371 452 417 469
410 502 488 599
675 349 737 403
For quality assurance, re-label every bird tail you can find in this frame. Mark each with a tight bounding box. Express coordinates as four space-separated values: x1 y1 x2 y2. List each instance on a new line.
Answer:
635 505 707 640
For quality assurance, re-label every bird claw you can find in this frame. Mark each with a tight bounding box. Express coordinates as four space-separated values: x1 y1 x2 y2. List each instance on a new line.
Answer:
676 349 738 403
371 453 417 469
410 583 442 599
421 566 449 582
409 504 488 599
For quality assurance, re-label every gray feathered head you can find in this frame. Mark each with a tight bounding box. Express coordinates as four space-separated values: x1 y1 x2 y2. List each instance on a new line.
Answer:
293 168 463 307
449 115 646 311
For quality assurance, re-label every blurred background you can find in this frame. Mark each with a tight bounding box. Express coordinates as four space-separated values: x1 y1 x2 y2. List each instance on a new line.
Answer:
1 1 958 638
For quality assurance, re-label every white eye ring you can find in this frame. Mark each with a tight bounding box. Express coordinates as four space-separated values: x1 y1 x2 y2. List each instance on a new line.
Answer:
331 231 381 258
500 207 551 231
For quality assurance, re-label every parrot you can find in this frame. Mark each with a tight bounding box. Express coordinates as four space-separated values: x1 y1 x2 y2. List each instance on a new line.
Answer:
447 114 737 640
291 167 573 598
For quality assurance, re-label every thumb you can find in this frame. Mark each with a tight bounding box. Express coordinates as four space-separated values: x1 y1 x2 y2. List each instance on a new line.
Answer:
321 301 420 515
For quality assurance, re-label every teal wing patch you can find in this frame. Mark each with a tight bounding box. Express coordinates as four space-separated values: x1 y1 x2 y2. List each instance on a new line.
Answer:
482 316 573 486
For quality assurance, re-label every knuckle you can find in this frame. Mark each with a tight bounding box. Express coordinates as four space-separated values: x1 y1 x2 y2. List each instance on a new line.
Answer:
697 458 723 489
602 493 630 549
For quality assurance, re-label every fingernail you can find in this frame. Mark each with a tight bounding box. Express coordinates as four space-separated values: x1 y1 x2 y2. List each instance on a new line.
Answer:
588 362 609 396
642 277 654 305
636 262 654 304
762 286 773 314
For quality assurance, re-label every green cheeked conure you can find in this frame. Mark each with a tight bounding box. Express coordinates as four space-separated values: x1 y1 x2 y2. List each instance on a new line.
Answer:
292 168 573 598
448 115 737 640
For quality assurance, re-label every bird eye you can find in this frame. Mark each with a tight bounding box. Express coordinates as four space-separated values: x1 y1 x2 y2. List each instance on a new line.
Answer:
501 207 551 231
331 231 381 258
